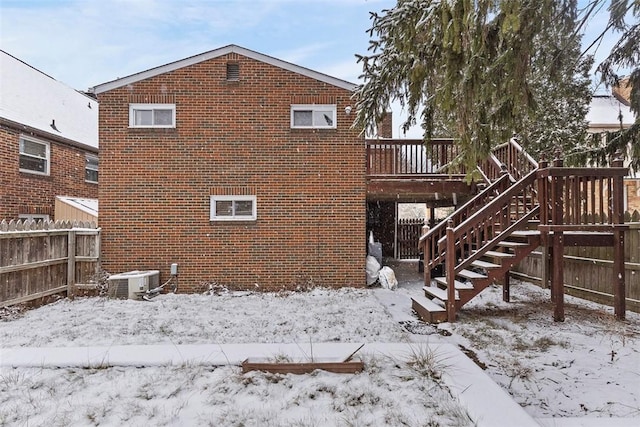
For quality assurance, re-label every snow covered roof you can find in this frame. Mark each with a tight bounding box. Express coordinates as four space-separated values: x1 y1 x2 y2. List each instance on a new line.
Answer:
586 95 635 129
91 44 357 94
0 51 98 150
55 196 98 217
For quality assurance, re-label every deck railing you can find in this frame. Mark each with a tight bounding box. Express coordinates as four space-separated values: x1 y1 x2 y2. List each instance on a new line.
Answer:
366 138 459 176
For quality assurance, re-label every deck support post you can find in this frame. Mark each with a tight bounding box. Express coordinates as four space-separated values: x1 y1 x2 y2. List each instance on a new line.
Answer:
551 151 564 321
552 231 565 322
502 271 510 302
612 152 626 320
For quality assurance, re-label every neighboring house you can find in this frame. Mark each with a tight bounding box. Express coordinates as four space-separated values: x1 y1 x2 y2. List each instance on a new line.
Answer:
91 45 366 291
0 51 99 221
586 93 634 133
54 196 98 224
586 91 639 209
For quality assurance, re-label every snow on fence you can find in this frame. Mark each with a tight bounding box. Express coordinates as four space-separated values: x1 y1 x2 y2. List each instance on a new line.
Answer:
0 219 100 307
512 222 640 313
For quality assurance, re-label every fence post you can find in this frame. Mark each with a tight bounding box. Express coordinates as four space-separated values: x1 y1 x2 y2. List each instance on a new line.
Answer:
67 229 76 298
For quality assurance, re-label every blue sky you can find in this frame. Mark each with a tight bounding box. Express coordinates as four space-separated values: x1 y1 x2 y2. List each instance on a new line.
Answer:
0 0 626 107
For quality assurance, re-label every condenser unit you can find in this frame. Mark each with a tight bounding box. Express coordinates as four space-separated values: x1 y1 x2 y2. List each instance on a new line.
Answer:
107 270 160 300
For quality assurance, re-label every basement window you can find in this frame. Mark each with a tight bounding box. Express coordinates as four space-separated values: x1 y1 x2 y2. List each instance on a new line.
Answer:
210 195 257 221
291 104 336 129
226 63 240 81
19 136 50 175
19 214 50 222
129 103 176 128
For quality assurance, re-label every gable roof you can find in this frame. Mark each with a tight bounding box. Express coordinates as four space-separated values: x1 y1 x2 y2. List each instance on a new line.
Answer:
56 196 99 217
90 44 357 94
586 94 635 128
0 50 98 150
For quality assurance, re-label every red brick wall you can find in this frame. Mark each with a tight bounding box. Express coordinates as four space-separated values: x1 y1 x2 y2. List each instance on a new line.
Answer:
96 53 366 291
0 127 98 220
626 179 640 213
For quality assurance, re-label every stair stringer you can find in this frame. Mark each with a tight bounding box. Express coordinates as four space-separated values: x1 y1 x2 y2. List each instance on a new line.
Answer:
456 234 541 307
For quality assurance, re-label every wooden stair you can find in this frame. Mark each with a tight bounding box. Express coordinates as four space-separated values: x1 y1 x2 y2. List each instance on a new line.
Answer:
414 139 541 323
414 231 540 322
414 139 629 323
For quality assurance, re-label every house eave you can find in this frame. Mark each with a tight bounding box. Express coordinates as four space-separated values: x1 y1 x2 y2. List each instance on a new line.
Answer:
0 117 99 153
90 44 358 94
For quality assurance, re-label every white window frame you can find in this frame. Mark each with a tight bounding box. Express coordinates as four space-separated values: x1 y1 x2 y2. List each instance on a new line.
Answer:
129 103 176 128
19 214 50 222
85 154 99 184
290 104 337 129
210 195 257 221
19 135 50 175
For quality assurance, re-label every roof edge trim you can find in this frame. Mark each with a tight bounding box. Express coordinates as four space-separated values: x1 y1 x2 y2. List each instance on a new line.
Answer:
90 45 357 94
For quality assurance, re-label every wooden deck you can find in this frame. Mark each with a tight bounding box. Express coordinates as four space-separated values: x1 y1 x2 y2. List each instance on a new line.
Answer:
365 138 475 203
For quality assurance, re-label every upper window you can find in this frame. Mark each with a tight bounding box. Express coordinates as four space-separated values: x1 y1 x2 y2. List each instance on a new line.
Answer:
129 103 176 128
85 154 99 183
19 136 50 175
210 195 257 221
291 104 336 129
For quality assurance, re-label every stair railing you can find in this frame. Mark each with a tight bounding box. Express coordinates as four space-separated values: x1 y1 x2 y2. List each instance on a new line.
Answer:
443 168 540 321
420 172 511 284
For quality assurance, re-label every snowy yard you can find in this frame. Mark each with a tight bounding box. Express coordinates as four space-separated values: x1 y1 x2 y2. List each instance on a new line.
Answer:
1 264 639 426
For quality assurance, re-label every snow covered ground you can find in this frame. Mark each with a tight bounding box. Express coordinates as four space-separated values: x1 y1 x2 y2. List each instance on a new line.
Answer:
0 262 638 426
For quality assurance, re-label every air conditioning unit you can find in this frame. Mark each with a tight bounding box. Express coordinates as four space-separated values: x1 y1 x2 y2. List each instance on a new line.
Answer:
107 270 160 300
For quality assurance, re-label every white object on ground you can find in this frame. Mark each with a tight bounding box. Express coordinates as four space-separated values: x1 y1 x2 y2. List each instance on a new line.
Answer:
366 255 381 286
378 266 397 290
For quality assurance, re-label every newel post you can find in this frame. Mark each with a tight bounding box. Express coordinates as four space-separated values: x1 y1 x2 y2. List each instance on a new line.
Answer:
445 219 456 322
422 224 431 285
612 150 626 319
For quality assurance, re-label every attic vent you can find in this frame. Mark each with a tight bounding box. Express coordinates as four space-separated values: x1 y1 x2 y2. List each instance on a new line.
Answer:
226 63 239 81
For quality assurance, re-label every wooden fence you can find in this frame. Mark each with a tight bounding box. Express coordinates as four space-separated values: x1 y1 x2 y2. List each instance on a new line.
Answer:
397 218 425 259
0 219 100 307
512 222 640 313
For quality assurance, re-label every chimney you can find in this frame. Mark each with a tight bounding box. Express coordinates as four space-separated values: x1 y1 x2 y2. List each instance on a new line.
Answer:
377 111 393 138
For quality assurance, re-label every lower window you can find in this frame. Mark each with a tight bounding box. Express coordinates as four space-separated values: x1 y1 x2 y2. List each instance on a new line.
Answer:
210 195 257 221
19 214 50 222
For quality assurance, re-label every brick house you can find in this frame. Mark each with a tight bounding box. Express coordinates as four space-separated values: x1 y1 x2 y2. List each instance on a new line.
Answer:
91 45 366 291
586 91 639 211
0 51 99 221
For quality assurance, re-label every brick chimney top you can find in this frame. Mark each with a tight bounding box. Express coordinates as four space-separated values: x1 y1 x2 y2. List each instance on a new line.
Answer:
377 111 393 138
